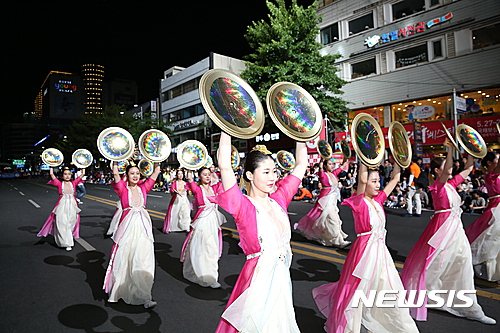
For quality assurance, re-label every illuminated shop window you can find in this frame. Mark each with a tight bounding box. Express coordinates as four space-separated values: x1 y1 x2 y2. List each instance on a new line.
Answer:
348 107 385 127
457 88 500 118
391 96 451 124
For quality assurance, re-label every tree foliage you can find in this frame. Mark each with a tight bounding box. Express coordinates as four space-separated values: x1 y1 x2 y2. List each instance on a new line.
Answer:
56 105 172 162
241 0 348 130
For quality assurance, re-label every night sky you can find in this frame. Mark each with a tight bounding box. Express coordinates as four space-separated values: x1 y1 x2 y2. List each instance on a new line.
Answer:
2 0 313 122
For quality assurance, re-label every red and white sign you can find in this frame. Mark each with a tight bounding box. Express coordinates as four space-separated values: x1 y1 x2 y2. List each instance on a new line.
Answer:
306 119 328 154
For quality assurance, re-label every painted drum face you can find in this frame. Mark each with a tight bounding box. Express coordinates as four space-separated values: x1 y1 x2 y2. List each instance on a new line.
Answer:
176 140 209 170
210 78 256 128
273 88 316 133
340 140 351 159
356 119 382 160
42 148 64 167
138 130 171 162
456 124 486 158
276 150 295 171
317 139 332 159
388 121 412 168
204 155 214 168
72 149 93 168
230 146 240 171
97 127 135 161
110 160 129 174
138 159 153 177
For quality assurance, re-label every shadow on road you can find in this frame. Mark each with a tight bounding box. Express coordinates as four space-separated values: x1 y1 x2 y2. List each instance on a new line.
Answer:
294 258 341 282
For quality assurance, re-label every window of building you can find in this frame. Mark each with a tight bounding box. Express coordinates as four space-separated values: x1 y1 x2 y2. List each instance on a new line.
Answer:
196 104 205 115
392 0 425 21
321 23 339 45
351 58 376 79
429 0 440 6
349 12 374 35
348 107 385 127
182 105 196 119
457 88 500 118
395 43 428 68
171 86 182 99
391 96 451 124
473 24 500 50
431 39 443 59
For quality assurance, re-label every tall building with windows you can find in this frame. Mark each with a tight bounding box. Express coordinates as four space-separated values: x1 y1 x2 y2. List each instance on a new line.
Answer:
82 63 105 114
318 0 500 161
160 53 246 165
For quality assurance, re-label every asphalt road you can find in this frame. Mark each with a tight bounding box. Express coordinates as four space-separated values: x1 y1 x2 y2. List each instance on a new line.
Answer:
0 178 498 333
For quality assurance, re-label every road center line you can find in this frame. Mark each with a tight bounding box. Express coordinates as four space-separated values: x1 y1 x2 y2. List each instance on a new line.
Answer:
75 238 96 251
19 191 25 196
288 212 298 215
28 199 41 208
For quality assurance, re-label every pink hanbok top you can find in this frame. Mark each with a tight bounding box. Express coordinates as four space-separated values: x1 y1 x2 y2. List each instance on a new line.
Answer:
37 177 83 238
312 190 387 333
400 174 464 320
465 172 500 243
210 175 301 333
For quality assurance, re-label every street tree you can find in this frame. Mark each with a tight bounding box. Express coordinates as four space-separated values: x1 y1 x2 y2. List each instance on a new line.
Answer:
241 0 348 130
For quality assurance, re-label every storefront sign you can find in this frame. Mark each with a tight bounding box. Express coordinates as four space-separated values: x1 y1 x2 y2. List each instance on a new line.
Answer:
364 12 453 48
54 80 77 93
456 97 467 113
255 132 280 143
413 105 435 119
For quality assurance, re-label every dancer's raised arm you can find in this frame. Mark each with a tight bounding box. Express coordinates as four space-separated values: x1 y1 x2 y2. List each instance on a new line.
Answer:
438 138 455 183
384 163 401 196
357 163 368 194
217 132 237 191
291 142 307 180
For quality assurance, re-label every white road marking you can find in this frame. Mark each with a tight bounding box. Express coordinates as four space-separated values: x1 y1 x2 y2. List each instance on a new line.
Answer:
19 191 25 196
75 238 96 251
94 187 110 191
28 199 41 208
288 212 298 215
147 194 163 198
14 187 18 190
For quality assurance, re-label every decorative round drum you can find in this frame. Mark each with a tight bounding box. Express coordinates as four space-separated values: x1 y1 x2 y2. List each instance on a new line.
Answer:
204 155 214 168
199 69 265 139
266 82 322 142
230 145 240 171
42 148 64 167
351 113 385 167
71 149 93 169
138 159 154 177
388 121 412 168
138 129 172 162
317 139 333 160
97 127 135 161
110 160 129 174
456 124 487 158
439 122 461 152
176 140 209 170
340 139 351 159
276 150 296 171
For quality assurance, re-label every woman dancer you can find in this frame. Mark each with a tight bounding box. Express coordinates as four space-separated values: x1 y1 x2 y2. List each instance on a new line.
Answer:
103 161 160 309
162 169 191 233
401 139 495 324
180 167 227 288
211 133 307 333
466 152 500 281
295 158 350 247
38 167 85 251
313 162 419 333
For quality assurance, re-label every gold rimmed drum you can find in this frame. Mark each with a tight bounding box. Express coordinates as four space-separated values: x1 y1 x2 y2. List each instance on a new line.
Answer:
138 129 172 162
351 113 385 167
176 140 209 170
317 139 333 160
42 148 64 167
276 150 296 171
138 159 154 177
97 127 135 161
456 124 487 158
439 122 461 152
266 82 323 142
72 149 93 168
340 139 351 159
388 121 412 168
230 145 240 171
199 69 265 139
204 155 214 168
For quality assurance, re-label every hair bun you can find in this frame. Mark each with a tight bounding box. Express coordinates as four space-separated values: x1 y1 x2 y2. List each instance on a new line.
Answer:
251 145 272 155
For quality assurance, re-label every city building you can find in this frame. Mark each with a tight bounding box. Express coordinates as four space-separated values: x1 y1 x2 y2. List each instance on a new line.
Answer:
160 52 247 165
104 78 138 110
82 63 105 114
317 0 500 162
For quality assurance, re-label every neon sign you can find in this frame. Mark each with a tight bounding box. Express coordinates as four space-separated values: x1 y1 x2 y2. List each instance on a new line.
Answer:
364 12 453 48
54 80 77 93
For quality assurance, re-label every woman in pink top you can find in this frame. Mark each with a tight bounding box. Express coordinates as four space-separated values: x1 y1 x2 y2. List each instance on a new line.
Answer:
180 167 227 288
401 139 495 324
103 161 161 309
466 152 500 281
163 169 191 233
295 158 350 247
38 167 85 251
313 162 419 333
211 132 307 333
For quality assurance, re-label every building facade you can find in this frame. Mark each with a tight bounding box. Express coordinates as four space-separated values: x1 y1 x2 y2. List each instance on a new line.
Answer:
82 63 105 114
160 53 247 164
318 0 500 161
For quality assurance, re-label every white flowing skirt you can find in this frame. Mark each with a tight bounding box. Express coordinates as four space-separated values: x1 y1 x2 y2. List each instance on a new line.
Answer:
169 194 191 232
345 234 419 333
108 209 155 305
183 208 225 287
316 192 349 246
470 204 500 281
53 194 80 248
107 201 122 236
222 249 300 333
426 215 485 319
